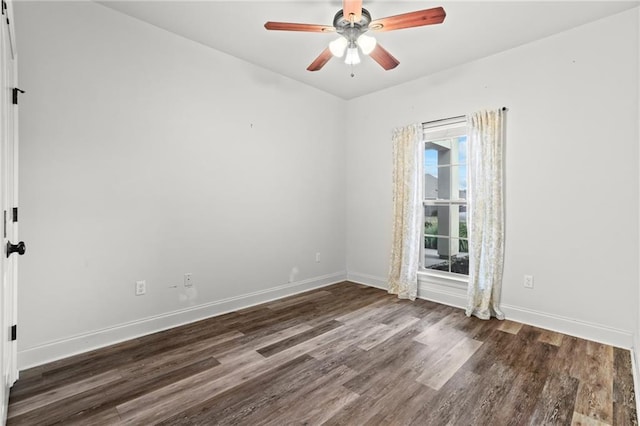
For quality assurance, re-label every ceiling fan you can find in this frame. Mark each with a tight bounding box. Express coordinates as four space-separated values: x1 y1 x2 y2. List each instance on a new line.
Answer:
264 1 446 72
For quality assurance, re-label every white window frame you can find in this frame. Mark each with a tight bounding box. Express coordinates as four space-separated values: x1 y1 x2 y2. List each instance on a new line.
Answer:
418 117 469 288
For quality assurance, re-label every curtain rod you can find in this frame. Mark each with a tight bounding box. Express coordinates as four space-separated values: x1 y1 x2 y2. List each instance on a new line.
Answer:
422 107 508 126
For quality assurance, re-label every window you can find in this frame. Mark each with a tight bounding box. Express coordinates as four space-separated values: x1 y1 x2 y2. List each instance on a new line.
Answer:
421 119 469 277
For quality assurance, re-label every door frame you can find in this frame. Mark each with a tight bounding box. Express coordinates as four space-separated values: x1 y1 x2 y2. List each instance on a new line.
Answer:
1 0 18 421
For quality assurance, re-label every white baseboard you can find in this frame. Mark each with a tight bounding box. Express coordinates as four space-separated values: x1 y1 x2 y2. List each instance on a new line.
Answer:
346 271 387 290
501 304 632 349
18 272 347 370
350 271 633 349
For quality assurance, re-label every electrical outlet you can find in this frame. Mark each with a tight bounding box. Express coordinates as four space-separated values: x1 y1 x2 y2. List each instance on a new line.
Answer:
135 280 146 296
315 252 321 263
184 273 193 287
524 275 534 289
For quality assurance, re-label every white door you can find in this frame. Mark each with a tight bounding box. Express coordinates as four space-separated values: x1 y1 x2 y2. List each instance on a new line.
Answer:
0 0 19 421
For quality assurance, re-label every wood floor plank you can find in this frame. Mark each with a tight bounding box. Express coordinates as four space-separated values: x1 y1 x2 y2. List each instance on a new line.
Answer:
9 340 142 403
357 314 420 351
264 289 332 311
225 363 358 426
416 336 483 390
10 356 220 426
118 330 236 376
453 313 500 342
411 366 484 425
552 334 585 377
210 322 313 362
498 319 524 334
459 326 516 374
115 351 265 424
234 305 316 335
342 329 425 395
62 407 123 425
374 379 438 426
538 328 565 346
256 319 342 357
116 320 347 424
571 411 612 425
334 297 396 323
7 282 637 425
325 366 425 425
309 322 388 360
8 389 112 426
573 341 615 424
451 360 520 425
155 354 318 425
266 384 359 425
301 291 387 328
8 370 121 418
412 311 467 347
529 373 580 425
613 347 638 425
489 340 558 425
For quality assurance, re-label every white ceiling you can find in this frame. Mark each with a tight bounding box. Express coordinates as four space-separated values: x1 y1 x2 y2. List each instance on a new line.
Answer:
99 1 639 100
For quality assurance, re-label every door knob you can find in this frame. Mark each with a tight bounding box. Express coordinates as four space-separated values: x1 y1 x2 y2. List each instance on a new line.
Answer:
6 241 25 258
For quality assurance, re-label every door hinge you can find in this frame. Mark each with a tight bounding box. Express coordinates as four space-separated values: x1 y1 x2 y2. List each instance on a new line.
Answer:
12 207 17 223
12 88 24 105
3 210 5 238
10 325 16 341
2 1 6 16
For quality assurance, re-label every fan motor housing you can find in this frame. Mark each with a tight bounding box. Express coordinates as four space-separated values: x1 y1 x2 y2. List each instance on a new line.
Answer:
333 8 372 34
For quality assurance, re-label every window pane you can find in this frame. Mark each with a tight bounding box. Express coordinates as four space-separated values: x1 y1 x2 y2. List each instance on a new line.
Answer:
425 147 438 167
451 238 469 275
458 205 467 239
423 205 465 272
435 165 451 200
424 206 439 237
424 170 438 199
424 205 449 237
424 245 445 270
457 165 467 199
424 146 438 199
456 136 467 165
425 254 451 273
444 165 465 200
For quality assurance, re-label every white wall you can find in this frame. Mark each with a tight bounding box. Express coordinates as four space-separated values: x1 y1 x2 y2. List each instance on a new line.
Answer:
346 8 639 347
15 1 347 368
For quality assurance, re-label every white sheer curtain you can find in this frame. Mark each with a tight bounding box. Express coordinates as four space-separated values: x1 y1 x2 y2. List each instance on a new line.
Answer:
388 123 422 301
466 109 506 320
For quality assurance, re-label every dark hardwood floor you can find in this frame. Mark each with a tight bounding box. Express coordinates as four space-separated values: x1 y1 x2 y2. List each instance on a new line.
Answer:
7 282 638 425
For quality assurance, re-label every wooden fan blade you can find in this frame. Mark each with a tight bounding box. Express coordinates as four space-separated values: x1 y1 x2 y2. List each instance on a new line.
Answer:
307 48 333 71
369 44 399 70
343 0 363 22
370 7 446 32
264 22 335 33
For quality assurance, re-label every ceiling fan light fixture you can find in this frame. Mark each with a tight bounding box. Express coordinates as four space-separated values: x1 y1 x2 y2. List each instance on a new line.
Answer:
329 37 348 57
357 33 376 55
344 45 361 65
265 4 446 72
